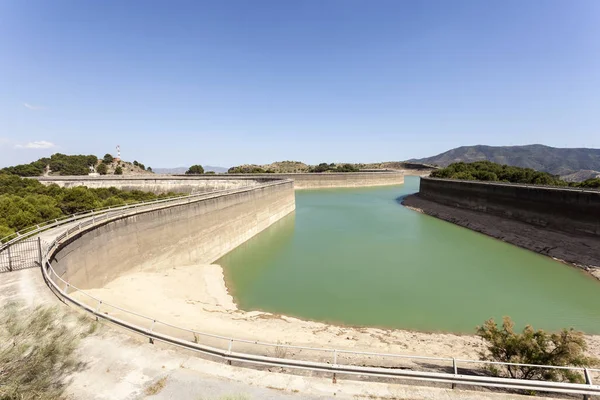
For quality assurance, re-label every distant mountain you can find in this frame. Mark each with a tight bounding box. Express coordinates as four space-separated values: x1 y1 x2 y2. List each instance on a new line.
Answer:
153 165 228 174
409 145 600 179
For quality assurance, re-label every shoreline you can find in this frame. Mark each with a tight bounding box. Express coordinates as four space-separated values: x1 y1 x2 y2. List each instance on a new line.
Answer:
402 194 600 281
71 262 600 368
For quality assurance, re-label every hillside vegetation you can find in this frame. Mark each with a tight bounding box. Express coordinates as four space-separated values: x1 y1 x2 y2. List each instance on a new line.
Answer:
410 144 600 179
1 153 153 177
227 161 384 173
431 161 600 188
0 174 178 240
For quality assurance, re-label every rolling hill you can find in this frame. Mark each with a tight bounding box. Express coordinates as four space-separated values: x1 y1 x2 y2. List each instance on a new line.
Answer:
409 145 600 179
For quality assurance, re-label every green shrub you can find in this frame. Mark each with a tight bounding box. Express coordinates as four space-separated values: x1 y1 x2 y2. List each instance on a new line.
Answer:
103 153 114 164
186 165 205 174
114 166 123 175
431 161 568 186
96 163 108 175
476 317 597 382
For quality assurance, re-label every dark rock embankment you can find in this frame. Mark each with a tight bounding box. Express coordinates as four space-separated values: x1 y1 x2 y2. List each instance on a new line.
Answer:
402 194 600 279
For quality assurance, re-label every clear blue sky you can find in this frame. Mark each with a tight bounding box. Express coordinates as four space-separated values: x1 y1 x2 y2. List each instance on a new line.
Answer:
1 0 599 168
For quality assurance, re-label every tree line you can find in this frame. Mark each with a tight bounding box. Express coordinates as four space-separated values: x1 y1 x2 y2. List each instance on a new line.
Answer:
430 161 600 188
0 174 177 240
1 153 153 177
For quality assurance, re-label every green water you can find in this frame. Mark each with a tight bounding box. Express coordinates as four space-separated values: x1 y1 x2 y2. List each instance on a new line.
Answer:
218 176 600 334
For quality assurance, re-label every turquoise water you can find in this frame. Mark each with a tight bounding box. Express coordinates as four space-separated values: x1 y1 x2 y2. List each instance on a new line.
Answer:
218 176 600 334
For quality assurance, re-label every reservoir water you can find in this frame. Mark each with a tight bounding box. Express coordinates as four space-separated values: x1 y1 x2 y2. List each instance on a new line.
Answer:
218 176 600 334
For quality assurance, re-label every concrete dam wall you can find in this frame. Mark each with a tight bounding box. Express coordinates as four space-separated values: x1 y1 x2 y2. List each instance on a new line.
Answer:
36 171 404 193
225 172 405 189
418 177 600 237
51 180 295 290
36 175 271 194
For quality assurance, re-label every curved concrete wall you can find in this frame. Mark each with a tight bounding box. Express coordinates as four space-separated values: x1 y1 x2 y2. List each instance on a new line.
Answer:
419 177 600 236
51 181 295 289
36 171 404 193
36 176 271 194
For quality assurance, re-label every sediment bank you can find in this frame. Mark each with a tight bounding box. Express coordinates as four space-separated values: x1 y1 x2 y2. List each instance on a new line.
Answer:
70 261 600 370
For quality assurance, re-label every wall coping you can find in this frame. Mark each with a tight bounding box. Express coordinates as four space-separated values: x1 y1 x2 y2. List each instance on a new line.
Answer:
421 177 600 194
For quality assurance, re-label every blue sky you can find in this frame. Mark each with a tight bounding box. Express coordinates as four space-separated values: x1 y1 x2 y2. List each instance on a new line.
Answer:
1 0 599 168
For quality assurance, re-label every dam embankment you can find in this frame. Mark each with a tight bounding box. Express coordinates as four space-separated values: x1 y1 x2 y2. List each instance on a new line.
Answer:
403 177 600 270
35 175 272 194
36 171 404 192
51 180 295 289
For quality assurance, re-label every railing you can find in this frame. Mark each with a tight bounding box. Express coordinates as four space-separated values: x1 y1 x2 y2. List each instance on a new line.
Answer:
422 177 600 193
31 200 600 398
0 237 43 273
0 178 292 248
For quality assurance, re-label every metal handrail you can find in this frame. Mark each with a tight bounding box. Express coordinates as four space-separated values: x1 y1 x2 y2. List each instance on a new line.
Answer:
422 176 600 193
33 194 600 397
0 178 291 248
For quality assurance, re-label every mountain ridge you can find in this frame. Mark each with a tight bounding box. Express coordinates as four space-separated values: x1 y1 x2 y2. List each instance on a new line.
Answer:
409 144 600 179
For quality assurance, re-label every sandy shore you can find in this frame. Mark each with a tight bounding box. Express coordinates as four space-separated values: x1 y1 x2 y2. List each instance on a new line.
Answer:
71 262 600 373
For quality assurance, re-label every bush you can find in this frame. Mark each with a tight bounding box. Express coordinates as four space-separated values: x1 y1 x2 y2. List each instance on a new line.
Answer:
310 163 331 173
335 163 360 172
0 174 181 234
96 163 108 175
431 161 570 186
103 154 114 164
476 317 597 382
114 166 123 175
186 165 204 174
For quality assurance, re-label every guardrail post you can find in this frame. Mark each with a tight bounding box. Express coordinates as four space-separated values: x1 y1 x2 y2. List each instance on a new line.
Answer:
37 237 43 265
583 368 592 400
452 358 457 389
332 349 338 383
7 245 12 272
227 339 233 365
148 320 156 344
95 300 102 321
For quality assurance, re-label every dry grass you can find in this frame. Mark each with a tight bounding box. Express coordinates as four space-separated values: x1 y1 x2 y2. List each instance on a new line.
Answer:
0 302 94 400
273 340 288 359
144 376 168 396
197 395 250 400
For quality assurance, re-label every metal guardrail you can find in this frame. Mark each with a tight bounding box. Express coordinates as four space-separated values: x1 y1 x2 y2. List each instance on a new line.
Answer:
0 177 293 248
26 192 600 398
422 177 600 193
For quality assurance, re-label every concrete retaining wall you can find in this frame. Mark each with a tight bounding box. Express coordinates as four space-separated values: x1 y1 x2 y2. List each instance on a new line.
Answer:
36 176 271 194
36 171 404 193
51 181 295 289
419 177 600 236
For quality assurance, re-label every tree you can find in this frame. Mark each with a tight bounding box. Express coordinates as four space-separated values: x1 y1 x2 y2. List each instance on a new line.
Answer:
476 317 597 383
186 165 204 174
114 166 123 175
335 163 360 172
96 163 108 175
147 167 153 172
103 154 114 164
